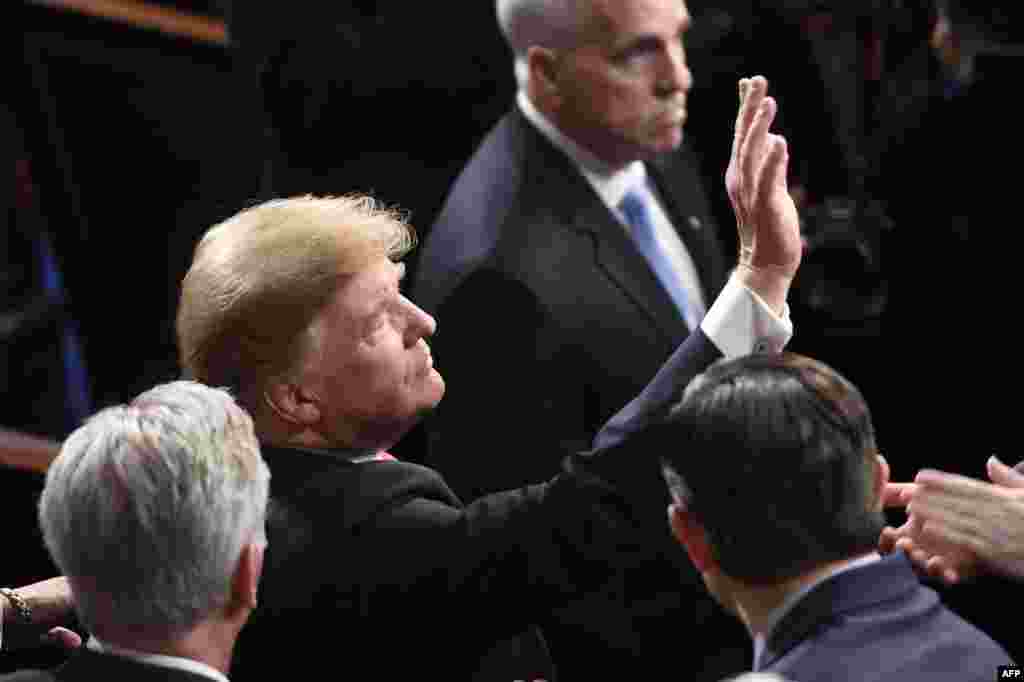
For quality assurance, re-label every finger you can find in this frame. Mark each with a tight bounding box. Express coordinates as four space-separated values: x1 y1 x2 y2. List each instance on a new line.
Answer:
879 526 902 553
764 134 789 192
729 77 758 186
882 482 915 508
894 535 916 555
883 482 917 507
909 546 932 571
734 76 766 164
988 455 1024 488
924 556 961 585
740 96 776 201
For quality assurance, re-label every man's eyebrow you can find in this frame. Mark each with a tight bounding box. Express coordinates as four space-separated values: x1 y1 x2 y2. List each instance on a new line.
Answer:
617 34 660 53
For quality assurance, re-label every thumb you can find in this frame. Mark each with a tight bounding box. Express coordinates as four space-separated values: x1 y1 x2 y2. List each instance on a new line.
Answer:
987 455 1024 488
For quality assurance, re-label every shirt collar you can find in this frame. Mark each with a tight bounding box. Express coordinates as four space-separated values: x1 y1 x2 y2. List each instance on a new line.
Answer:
88 637 230 682
752 552 881 669
516 89 647 209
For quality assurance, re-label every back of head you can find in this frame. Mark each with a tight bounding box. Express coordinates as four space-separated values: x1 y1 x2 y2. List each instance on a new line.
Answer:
38 381 271 639
661 353 884 585
176 195 415 411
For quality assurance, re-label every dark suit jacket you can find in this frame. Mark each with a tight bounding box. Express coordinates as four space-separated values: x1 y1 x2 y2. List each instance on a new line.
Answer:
230 329 744 680
0 649 218 682
763 553 1012 681
413 108 728 500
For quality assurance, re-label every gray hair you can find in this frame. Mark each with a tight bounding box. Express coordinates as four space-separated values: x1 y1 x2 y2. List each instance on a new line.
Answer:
497 0 593 88
39 380 271 636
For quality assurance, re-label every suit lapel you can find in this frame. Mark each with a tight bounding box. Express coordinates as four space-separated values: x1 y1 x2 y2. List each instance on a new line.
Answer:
648 151 726 300
571 197 689 340
514 113 690 341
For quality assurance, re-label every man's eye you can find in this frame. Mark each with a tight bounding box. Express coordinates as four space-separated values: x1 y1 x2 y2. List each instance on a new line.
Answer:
615 47 657 70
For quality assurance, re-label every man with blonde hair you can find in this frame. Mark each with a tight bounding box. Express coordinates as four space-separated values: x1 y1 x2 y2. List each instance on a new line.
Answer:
0 381 270 681
10 77 801 681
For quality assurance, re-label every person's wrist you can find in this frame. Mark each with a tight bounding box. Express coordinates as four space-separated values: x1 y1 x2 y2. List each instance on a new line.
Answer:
734 262 792 317
0 588 33 627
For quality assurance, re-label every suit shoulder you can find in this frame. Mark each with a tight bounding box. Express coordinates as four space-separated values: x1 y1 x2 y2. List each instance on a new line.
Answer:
414 113 533 311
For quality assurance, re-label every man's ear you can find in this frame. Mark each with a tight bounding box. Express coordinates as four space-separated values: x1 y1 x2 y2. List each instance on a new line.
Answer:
668 503 716 574
874 453 891 512
527 46 562 105
230 540 266 614
263 381 321 427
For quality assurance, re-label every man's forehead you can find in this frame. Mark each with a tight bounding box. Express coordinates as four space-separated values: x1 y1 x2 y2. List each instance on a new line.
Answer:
327 258 401 319
586 0 690 42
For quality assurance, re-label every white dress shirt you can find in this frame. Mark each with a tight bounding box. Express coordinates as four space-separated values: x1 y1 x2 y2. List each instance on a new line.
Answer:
517 91 709 327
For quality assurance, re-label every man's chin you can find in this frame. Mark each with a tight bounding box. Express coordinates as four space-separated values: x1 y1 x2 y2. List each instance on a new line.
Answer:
655 125 685 151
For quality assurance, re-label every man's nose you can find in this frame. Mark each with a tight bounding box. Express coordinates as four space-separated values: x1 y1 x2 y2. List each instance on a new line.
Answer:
405 298 437 345
658 45 692 95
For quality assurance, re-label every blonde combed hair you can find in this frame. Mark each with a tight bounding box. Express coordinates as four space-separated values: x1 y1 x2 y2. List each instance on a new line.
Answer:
177 195 416 405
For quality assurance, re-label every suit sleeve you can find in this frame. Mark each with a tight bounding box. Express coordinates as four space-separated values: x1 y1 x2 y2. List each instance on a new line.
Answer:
356 325 725 643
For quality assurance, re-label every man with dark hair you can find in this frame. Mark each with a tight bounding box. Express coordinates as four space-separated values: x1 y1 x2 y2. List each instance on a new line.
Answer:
662 353 1010 681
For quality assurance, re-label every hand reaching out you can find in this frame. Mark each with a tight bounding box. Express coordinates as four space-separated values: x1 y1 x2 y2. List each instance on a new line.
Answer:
879 457 1024 584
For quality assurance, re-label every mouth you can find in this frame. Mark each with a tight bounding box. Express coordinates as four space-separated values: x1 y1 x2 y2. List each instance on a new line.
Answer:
419 339 434 372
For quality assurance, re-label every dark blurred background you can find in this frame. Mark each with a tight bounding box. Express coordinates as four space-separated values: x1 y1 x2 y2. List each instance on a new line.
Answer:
5 0 1002 670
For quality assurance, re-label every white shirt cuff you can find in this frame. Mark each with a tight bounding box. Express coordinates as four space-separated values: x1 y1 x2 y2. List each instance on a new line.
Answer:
701 273 793 358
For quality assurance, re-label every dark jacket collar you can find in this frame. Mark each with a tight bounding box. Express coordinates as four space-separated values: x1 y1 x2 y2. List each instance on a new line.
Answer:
259 442 461 529
54 648 218 681
761 552 921 669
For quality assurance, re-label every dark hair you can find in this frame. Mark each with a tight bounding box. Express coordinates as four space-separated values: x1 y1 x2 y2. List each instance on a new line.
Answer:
660 353 884 585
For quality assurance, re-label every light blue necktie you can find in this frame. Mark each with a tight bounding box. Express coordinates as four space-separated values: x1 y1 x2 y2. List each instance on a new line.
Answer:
619 188 702 329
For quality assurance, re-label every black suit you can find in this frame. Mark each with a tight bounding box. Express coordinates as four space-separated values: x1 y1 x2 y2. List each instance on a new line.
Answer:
0 649 218 682
230 329 747 680
413 109 728 501
763 553 1011 681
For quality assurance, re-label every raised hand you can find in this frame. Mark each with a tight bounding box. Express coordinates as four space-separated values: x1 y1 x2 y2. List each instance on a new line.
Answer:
725 76 802 314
